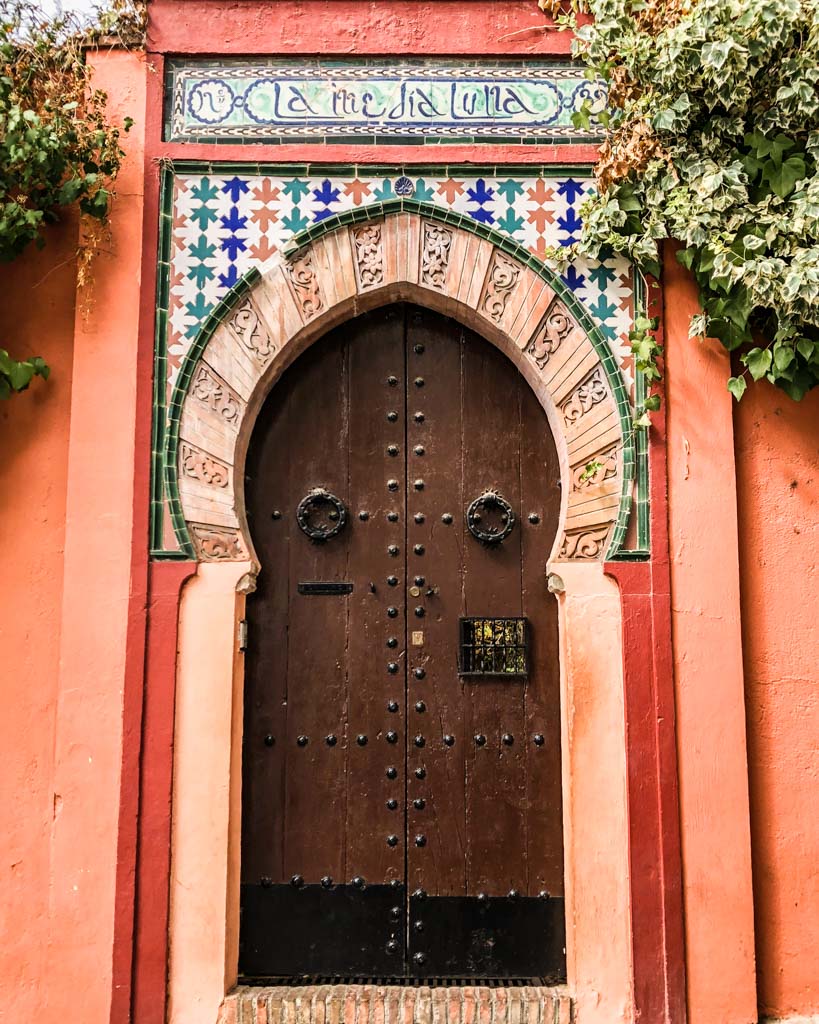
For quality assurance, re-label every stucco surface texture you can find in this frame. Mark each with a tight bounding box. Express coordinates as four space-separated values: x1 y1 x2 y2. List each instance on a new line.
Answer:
735 384 819 1019
0 215 77 1018
2 31 819 1024
665 243 819 1022
665 246 758 1024
0 50 146 1023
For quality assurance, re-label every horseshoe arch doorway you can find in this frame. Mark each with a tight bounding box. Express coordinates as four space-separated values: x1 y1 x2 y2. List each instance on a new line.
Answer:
239 302 565 981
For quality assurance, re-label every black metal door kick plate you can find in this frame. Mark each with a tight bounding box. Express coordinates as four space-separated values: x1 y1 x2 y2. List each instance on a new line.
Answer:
407 894 566 982
240 883 405 977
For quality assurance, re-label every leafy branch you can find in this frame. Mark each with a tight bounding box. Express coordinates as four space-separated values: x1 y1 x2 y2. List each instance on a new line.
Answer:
540 0 819 403
0 0 144 400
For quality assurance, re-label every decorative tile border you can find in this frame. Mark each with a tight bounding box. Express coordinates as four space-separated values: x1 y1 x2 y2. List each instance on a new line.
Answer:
165 168 634 383
165 59 606 143
152 163 648 560
166 207 633 567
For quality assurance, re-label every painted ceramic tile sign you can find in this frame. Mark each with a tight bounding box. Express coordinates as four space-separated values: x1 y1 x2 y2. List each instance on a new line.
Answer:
167 60 606 141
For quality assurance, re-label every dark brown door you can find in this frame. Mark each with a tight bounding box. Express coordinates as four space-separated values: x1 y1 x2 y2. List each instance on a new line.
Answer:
241 304 564 980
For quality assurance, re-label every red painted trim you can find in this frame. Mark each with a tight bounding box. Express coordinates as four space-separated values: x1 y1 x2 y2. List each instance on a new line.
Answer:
109 59 155 1024
148 0 579 57
156 143 601 168
132 562 197 1024
111 53 170 1024
605 278 687 1024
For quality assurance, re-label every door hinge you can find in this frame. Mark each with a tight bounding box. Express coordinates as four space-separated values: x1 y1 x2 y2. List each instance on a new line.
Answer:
238 618 249 652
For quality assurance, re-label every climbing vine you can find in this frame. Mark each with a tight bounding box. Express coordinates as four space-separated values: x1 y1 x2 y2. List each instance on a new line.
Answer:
0 0 144 399
541 0 819 402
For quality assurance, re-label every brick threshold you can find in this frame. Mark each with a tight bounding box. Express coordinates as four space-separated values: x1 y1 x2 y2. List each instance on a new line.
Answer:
218 983 573 1024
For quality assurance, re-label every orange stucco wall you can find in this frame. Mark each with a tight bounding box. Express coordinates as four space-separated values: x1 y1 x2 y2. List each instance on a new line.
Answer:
665 243 819 1022
2 41 819 1024
0 214 77 1017
735 384 819 1019
0 50 146 1023
664 246 758 1024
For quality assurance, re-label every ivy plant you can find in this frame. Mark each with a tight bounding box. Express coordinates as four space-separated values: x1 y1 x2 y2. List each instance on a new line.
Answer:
542 0 819 401
0 0 143 399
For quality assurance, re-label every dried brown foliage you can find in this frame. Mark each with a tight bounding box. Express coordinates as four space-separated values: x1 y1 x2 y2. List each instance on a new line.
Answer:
596 119 671 190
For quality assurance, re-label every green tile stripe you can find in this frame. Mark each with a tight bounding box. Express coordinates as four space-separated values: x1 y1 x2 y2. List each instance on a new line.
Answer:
610 268 651 562
163 267 262 559
150 163 177 557
161 159 597 179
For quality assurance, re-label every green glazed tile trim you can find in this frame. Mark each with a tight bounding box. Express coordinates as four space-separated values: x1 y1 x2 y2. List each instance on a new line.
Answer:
150 164 175 556
165 159 596 180
606 267 651 562
163 267 262 557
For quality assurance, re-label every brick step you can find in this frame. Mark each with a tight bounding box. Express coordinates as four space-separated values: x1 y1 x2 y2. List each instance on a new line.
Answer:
218 984 572 1024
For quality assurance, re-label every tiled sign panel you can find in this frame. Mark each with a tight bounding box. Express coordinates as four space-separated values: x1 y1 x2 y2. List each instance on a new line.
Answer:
165 60 606 142
155 167 639 554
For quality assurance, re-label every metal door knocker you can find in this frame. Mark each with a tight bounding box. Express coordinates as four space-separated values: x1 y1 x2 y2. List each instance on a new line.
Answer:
296 488 347 541
466 491 516 544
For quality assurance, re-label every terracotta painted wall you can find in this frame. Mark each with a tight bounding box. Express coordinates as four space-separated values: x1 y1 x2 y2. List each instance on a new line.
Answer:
664 246 758 1024
735 385 819 1019
665 243 819 1023
0 50 146 1024
2 27 819 1024
0 215 77 1017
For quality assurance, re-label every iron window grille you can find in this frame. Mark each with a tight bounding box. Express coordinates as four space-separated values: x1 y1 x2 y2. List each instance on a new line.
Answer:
458 617 529 677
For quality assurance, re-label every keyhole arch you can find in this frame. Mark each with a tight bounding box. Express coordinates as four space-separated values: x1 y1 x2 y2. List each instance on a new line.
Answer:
166 203 633 573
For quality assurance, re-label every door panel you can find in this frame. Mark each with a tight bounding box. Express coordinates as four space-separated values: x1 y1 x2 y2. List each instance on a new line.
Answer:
404 308 467 899
241 304 564 980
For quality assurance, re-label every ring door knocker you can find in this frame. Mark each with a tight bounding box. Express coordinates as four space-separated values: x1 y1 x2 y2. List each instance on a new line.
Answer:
296 488 348 541
466 491 516 545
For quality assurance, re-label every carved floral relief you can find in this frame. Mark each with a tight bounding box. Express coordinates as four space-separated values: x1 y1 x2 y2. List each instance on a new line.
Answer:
352 224 384 288
481 250 521 324
285 247 323 318
560 526 611 559
228 300 275 364
180 442 230 488
190 524 245 560
571 446 618 490
562 367 609 425
191 364 241 425
420 222 453 290
526 299 574 370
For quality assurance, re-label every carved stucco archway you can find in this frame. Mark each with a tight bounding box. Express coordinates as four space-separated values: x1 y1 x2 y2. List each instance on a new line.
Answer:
167 205 633 570
164 207 647 1022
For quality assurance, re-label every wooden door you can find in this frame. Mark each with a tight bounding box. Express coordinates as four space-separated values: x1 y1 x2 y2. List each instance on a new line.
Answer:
241 304 564 980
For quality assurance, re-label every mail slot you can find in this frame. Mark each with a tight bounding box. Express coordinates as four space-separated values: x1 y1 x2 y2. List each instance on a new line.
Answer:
297 581 354 595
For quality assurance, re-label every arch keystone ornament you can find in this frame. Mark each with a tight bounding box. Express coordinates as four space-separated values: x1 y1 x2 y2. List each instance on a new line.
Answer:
167 205 634 570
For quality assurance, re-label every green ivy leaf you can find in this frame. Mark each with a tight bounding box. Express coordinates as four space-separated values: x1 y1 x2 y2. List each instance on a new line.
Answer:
572 103 592 131
773 344 795 371
764 154 807 198
580 459 604 482
744 347 773 381
727 376 748 401
8 360 34 390
653 109 676 132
